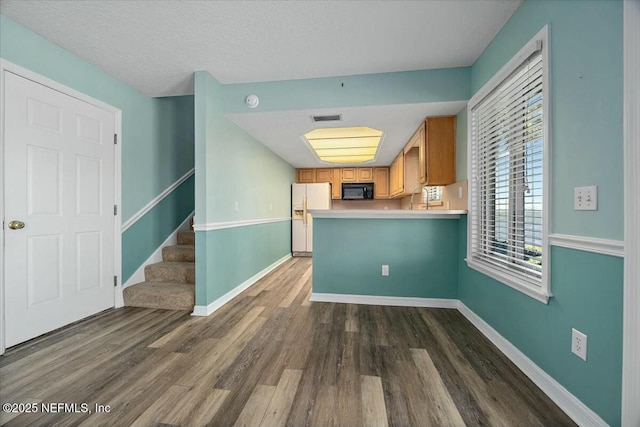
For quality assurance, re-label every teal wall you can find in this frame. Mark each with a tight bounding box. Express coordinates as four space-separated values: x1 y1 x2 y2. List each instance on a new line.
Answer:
313 218 459 299
194 71 295 305
195 221 291 304
0 15 196 282
458 1 624 425
122 176 195 282
471 0 623 240
222 67 470 114
458 218 623 425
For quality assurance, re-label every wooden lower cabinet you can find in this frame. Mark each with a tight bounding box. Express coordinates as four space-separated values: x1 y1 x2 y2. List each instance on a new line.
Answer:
373 167 389 199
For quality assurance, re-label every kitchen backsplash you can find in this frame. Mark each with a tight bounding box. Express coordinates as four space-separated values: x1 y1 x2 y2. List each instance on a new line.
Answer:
332 199 402 210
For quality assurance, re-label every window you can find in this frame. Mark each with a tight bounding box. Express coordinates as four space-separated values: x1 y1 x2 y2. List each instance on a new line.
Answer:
424 186 443 204
423 186 444 207
467 27 550 303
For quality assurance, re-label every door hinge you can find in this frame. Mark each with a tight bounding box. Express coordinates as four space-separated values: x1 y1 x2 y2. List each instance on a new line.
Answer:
114 205 118 216
114 134 118 145
114 276 118 287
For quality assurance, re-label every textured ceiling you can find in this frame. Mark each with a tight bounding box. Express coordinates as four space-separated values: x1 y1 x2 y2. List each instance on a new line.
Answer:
1 0 521 168
0 0 522 97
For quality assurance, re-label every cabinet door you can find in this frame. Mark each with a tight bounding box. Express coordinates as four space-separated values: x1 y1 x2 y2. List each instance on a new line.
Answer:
389 160 397 196
357 167 373 181
297 168 316 183
332 168 342 199
373 167 389 199
416 124 426 183
397 152 405 195
316 168 332 183
342 168 357 182
425 116 456 185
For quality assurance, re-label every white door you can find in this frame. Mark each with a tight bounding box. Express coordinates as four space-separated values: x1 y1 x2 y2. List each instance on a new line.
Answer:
3 71 116 347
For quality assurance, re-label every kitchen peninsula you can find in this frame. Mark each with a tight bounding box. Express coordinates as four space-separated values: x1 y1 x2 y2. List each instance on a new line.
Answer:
308 209 466 304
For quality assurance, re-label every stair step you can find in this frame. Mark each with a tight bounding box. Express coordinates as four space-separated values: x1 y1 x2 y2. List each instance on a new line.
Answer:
163 245 195 262
123 282 194 311
145 262 195 284
177 230 195 246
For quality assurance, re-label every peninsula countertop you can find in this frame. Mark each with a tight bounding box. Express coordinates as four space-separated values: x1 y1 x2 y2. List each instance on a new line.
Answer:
308 209 467 219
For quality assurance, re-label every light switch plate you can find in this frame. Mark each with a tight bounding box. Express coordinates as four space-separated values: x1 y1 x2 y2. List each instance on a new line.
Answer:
574 186 597 210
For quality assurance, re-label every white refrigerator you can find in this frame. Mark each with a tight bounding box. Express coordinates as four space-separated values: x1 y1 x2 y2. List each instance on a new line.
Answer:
292 183 331 255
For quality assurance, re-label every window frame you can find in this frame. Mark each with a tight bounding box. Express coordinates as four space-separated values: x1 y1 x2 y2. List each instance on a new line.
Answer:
466 25 551 304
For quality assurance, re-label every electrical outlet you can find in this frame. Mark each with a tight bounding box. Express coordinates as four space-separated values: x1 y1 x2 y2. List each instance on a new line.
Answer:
458 185 463 199
574 186 598 210
269 203 273 212
381 265 389 276
234 201 239 212
571 328 588 361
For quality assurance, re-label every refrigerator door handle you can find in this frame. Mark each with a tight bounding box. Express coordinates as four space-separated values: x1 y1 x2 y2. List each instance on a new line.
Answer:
303 196 307 225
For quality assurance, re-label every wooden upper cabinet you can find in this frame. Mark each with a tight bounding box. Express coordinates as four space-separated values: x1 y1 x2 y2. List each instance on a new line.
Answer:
415 123 427 183
389 152 405 197
332 168 342 199
341 168 357 182
315 168 333 183
373 167 389 199
297 168 316 183
422 116 456 186
357 167 373 181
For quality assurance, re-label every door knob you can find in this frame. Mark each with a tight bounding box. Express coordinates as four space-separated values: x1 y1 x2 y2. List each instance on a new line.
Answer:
8 221 25 230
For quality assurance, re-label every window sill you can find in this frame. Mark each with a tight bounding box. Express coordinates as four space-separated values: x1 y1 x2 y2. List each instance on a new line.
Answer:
466 258 551 304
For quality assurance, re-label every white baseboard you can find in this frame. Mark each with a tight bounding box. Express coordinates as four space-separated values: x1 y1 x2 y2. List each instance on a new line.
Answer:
456 301 608 427
309 293 458 309
192 253 292 317
118 211 194 307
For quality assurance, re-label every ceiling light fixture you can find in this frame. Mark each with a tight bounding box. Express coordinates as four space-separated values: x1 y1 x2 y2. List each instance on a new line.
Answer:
303 126 383 164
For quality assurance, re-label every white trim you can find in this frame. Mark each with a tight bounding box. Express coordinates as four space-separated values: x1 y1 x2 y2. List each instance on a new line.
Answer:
548 233 624 258
120 211 194 294
121 168 194 232
192 254 291 316
467 25 551 303
457 301 608 427
0 60 122 354
309 293 459 308
308 209 465 219
623 1 640 426
465 259 551 304
469 26 547 109
193 217 291 232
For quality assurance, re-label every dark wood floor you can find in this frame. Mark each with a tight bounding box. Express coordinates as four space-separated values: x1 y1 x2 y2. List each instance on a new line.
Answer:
0 257 575 427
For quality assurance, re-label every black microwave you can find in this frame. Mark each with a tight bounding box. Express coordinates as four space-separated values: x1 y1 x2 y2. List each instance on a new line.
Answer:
342 182 374 200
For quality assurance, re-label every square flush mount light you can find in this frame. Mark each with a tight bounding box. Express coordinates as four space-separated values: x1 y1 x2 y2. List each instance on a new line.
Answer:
303 127 383 164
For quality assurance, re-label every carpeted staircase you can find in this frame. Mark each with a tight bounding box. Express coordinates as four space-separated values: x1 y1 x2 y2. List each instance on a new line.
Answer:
123 229 195 311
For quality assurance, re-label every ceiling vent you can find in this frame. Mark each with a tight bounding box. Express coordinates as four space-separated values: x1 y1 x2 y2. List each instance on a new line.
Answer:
312 114 342 122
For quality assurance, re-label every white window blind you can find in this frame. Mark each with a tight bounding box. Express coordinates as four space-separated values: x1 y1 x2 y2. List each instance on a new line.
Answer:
469 46 544 288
